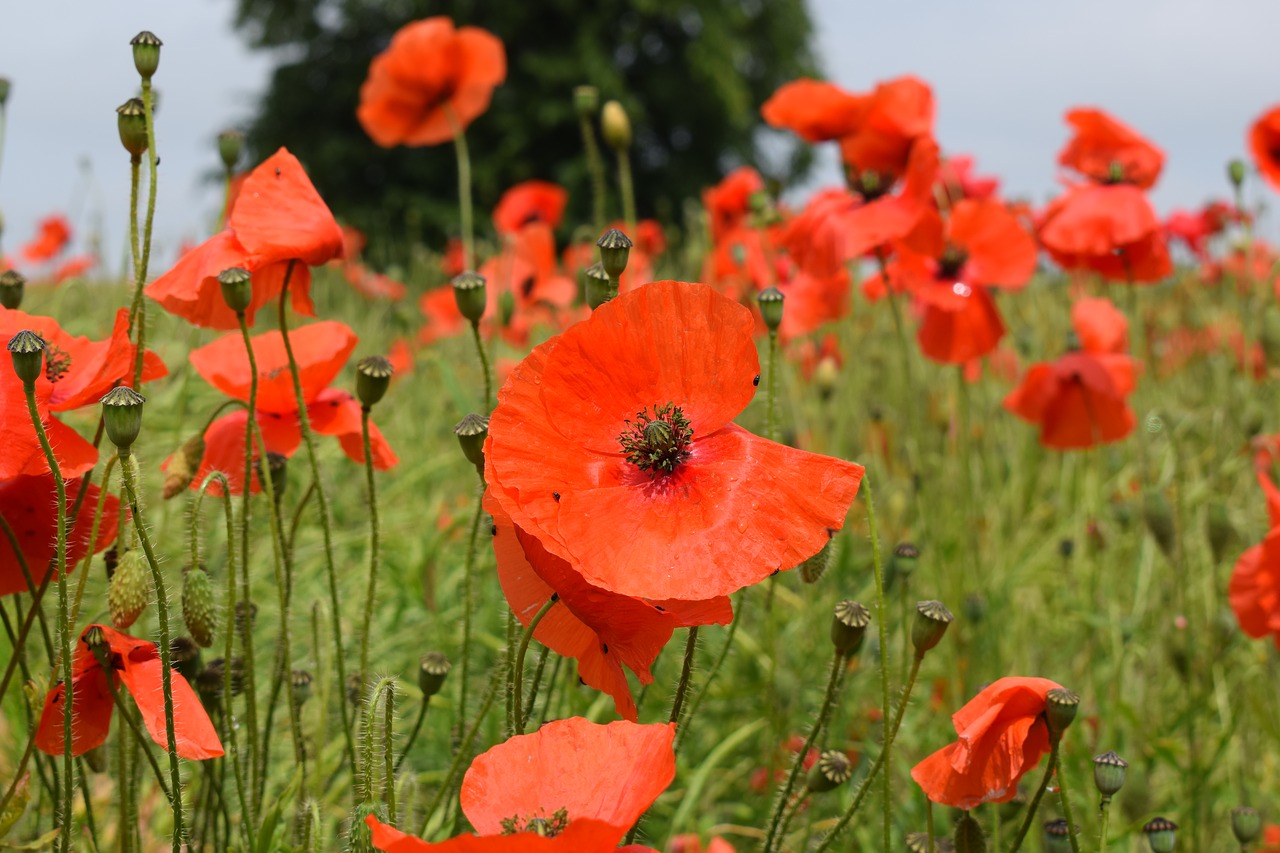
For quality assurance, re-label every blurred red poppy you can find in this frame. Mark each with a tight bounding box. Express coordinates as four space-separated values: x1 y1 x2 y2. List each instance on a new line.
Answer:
762 79 865 143
937 154 1000 203
494 181 569 235
1003 350 1137 450
482 222 577 346
668 835 737 853
52 255 95 284
1070 297 1127 354
839 76 934 183
358 17 506 148
36 624 222 759
1230 527 1280 650
1249 105 1280 192
703 167 766 242
21 215 72 263
1039 183 1171 283
911 676 1063 809
1058 108 1163 189
0 475 119 596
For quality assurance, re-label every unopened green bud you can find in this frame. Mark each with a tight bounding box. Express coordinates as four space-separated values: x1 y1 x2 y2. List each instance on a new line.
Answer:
1091 751 1127 797
163 433 206 500
182 563 217 648
169 635 202 681
0 269 26 310
101 386 146 453
758 286 785 333
596 228 632 280
7 330 45 386
806 750 853 793
911 600 953 656
116 98 148 159
1228 159 1247 190
1231 807 1261 845
1042 819 1075 853
291 670 313 704
584 262 612 310
452 271 487 324
108 551 149 629
1045 687 1080 738
418 652 451 698
1142 817 1177 853
217 267 252 314
799 533 835 584
130 31 162 80
831 599 870 656
454 413 489 475
218 130 244 171
356 355 394 409
601 100 632 151
573 85 599 118
953 812 986 853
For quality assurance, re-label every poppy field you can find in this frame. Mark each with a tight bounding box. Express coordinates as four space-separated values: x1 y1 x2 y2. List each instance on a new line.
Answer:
3 16 1280 853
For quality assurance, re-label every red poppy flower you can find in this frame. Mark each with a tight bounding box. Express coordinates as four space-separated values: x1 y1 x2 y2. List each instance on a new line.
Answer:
485 280 864 601
1003 350 1137 450
937 155 1000 203
21 215 72 263
1058 108 1164 189
146 148 344 329
494 181 569 235
703 167 765 242
911 676 1063 809
1249 105 1280 193
358 17 506 148
914 278 1006 365
1039 183 1172 283
1070 297 1127 354
1258 824 1280 852
0 475 119 596
490 497 731 721
762 79 865 143
839 76 934 183
483 222 577 346
181 320 397 495
1251 435 1280 527
36 624 223 759
52 255 95 284
1230 527 1280 650
366 718 675 851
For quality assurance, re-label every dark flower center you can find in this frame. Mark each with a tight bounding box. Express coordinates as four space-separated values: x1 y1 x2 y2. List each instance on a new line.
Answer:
45 345 72 384
937 245 969 279
849 168 889 201
500 807 569 837
618 402 693 475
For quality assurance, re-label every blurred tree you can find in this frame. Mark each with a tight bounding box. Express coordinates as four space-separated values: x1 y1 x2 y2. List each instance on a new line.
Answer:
231 0 817 252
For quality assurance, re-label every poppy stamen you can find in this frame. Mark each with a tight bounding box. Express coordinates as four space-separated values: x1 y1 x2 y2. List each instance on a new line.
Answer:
618 402 693 475
499 807 569 837
44 345 72 384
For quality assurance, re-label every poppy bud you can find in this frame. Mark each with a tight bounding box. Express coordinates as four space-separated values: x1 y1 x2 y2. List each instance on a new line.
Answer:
101 386 146 454
163 433 206 499
356 355 394 410
169 635 202 681
1142 817 1177 853
0 77 9 106
418 651 451 698
235 601 257 641
130 31 162 81
814 355 839 400
7 329 45 386
182 563 217 648
83 744 108 774
963 593 986 624
596 228 633 280
116 98 148 159
1058 538 1074 559
806 750 853 793
83 624 112 669
799 534 835 584
1045 687 1080 738
1042 819 1075 853
953 812 986 853
217 267 252 314
1231 807 1261 844
452 271 487 324
0 269 25 310
291 670 313 704
584 262 612 309
911 600 954 657
601 100 632 151
195 662 224 709
108 550 150 629
1091 750 1127 797
758 286 785 333
205 657 246 697
1206 503 1234 565
1228 158 1247 190
1142 493 1175 559
346 672 365 707
573 85 599 118
218 129 244 171
831 599 870 656
454 413 489 475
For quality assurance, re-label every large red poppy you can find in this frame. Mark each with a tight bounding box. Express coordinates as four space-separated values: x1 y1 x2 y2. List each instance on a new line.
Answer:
761 79 865 143
1248 105 1280 193
1230 527 1280 650
911 676 1063 809
366 718 674 851
485 281 863 601
493 181 569 235
1039 183 1172 283
36 624 222 760
0 475 119 597
1058 108 1164 189
1003 347 1137 450
491 497 731 720
21 215 72 264
358 17 506 148
146 148 344 329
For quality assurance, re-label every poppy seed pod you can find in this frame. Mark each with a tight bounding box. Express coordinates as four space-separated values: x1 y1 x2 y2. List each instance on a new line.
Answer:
584 262 612 309
217 267 253 314
452 271 487 324
831 599 870 655
806 750 853 793
1230 807 1261 845
0 269 26 310
130 31 162 80
911 600 954 656
218 129 244 171
1045 687 1080 738
573 85 599 118
1091 750 1127 797
418 651 451 698
601 100 632 151
596 228 633 280
758 286 785 333
291 670 313 704
454 413 489 475
1228 158 1247 190
7 329 45 386
1042 819 1075 853
116 98 149 159
263 452 289 500
356 355 395 409
1142 817 1177 853
953 812 987 853
101 386 146 453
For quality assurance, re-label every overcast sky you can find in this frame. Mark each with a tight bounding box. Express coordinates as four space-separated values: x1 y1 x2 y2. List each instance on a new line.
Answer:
1 0 1279 272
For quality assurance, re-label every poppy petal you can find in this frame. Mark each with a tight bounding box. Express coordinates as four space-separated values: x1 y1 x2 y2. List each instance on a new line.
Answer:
118 654 224 760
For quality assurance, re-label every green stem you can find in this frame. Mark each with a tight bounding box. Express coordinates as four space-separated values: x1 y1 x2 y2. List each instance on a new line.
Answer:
669 626 700 725
1054 741 1081 853
469 321 492 412
99 651 173 804
580 114 606 232
673 600 742 755
131 80 159 389
383 682 397 825
127 157 141 317
358 406 383 686
618 148 636 232
519 645 551 732
1006 745 1058 852
455 479 484 748
446 107 474 272
926 798 936 853
513 596 558 736
766 330 779 442
394 696 431 774
1098 795 1111 853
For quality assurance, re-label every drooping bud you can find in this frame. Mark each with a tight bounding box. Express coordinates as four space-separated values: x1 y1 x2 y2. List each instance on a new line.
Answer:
291 670 313 704
116 98 148 159
806 750 853 793
757 286 785 333
346 672 365 707
83 744 108 774
953 812 987 853
1230 807 1261 845
0 269 25 310
182 563 217 648
601 100 632 151
596 228 632 280
1228 158 1247 190
454 414 489 476
584 262 612 309
108 550 150 629
264 452 288 500
799 532 835 583
101 386 146 454
234 601 257 641
217 267 252 314
452 271 487 324
831 599 870 656
911 600 954 657
573 85 599 118
169 635 202 681
217 130 244 171
1045 687 1079 739
194 665 223 709
1042 819 1075 853
163 433 206 499
356 355 394 409
1091 751 1127 797
7 330 45 386
1142 492 1175 558
418 651 451 698
130 31 163 80
1142 817 1178 853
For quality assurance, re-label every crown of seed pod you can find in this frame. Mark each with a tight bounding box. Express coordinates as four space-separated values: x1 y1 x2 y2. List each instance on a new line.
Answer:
116 98 148 158
887 541 920 587
1142 817 1177 853
831 599 871 656
800 532 836 583
1228 158 1247 190
911 600 954 656
291 670 314 704
806 750 854 793
130 31 163 80
218 129 244 171
583 262 612 310
1045 687 1080 738
108 550 150 629
758 286 785 333
601 100 631 150
217 267 252 314
1092 751 1127 797
452 271 487 324
1230 807 1261 845
953 812 986 853
357 355 395 409
573 85 599 117
418 652 451 698
101 386 146 454
454 413 489 475
169 635 202 681
0 270 25 311
163 433 206 499
1042 819 1075 853
7 330 45 386
182 563 217 648
596 228 633 280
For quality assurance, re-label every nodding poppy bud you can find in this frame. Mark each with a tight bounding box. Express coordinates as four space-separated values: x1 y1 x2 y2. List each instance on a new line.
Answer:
953 812 986 853
452 271 487 324
814 355 839 401
1058 538 1074 559
217 267 253 314
757 286 785 333
831 599 870 656
911 600 953 657
1142 817 1177 853
169 635 202 681
83 743 108 774
291 670 313 704
356 355 394 409
596 228 633 280
7 330 45 386
116 98 148 159
584 262 612 310
0 269 26 310
806 750 853 793
1092 750 1127 797
182 563 217 648
418 651 451 698
234 601 257 640
454 413 489 476
601 100 632 151
1231 807 1261 845
1045 687 1080 739
573 85 599 118
101 386 146 454
1228 158 1247 190
0 77 10 106
799 533 835 584
163 433 206 500
1042 819 1075 853
130 31 162 80
346 672 365 707
218 130 244 172
1142 492 1175 558
108 551 149 629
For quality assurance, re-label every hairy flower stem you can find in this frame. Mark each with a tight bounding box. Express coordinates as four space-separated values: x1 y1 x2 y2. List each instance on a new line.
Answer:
925 798 936 853
446 107 475 271
358 407 383 690
20 378 73 852
130 80 160 389
764 650 847 852
394 696 432 774
669 626 700 725
1007 744 1059 852
579 113 606 231
1098 796 1111 853
519 644 551 731
766 329 779 442
618 147 636 232
455 478 484 748
469 320 492 412
512 596 558 736
100 656 173 804
276 279 360 778
674 598 742 756
383 683 397 823
118 452 185 852
1054 742 1081 853
361 677 397 803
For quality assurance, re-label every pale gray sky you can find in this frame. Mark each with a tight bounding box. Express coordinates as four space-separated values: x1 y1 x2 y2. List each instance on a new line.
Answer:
1 0 1278 274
